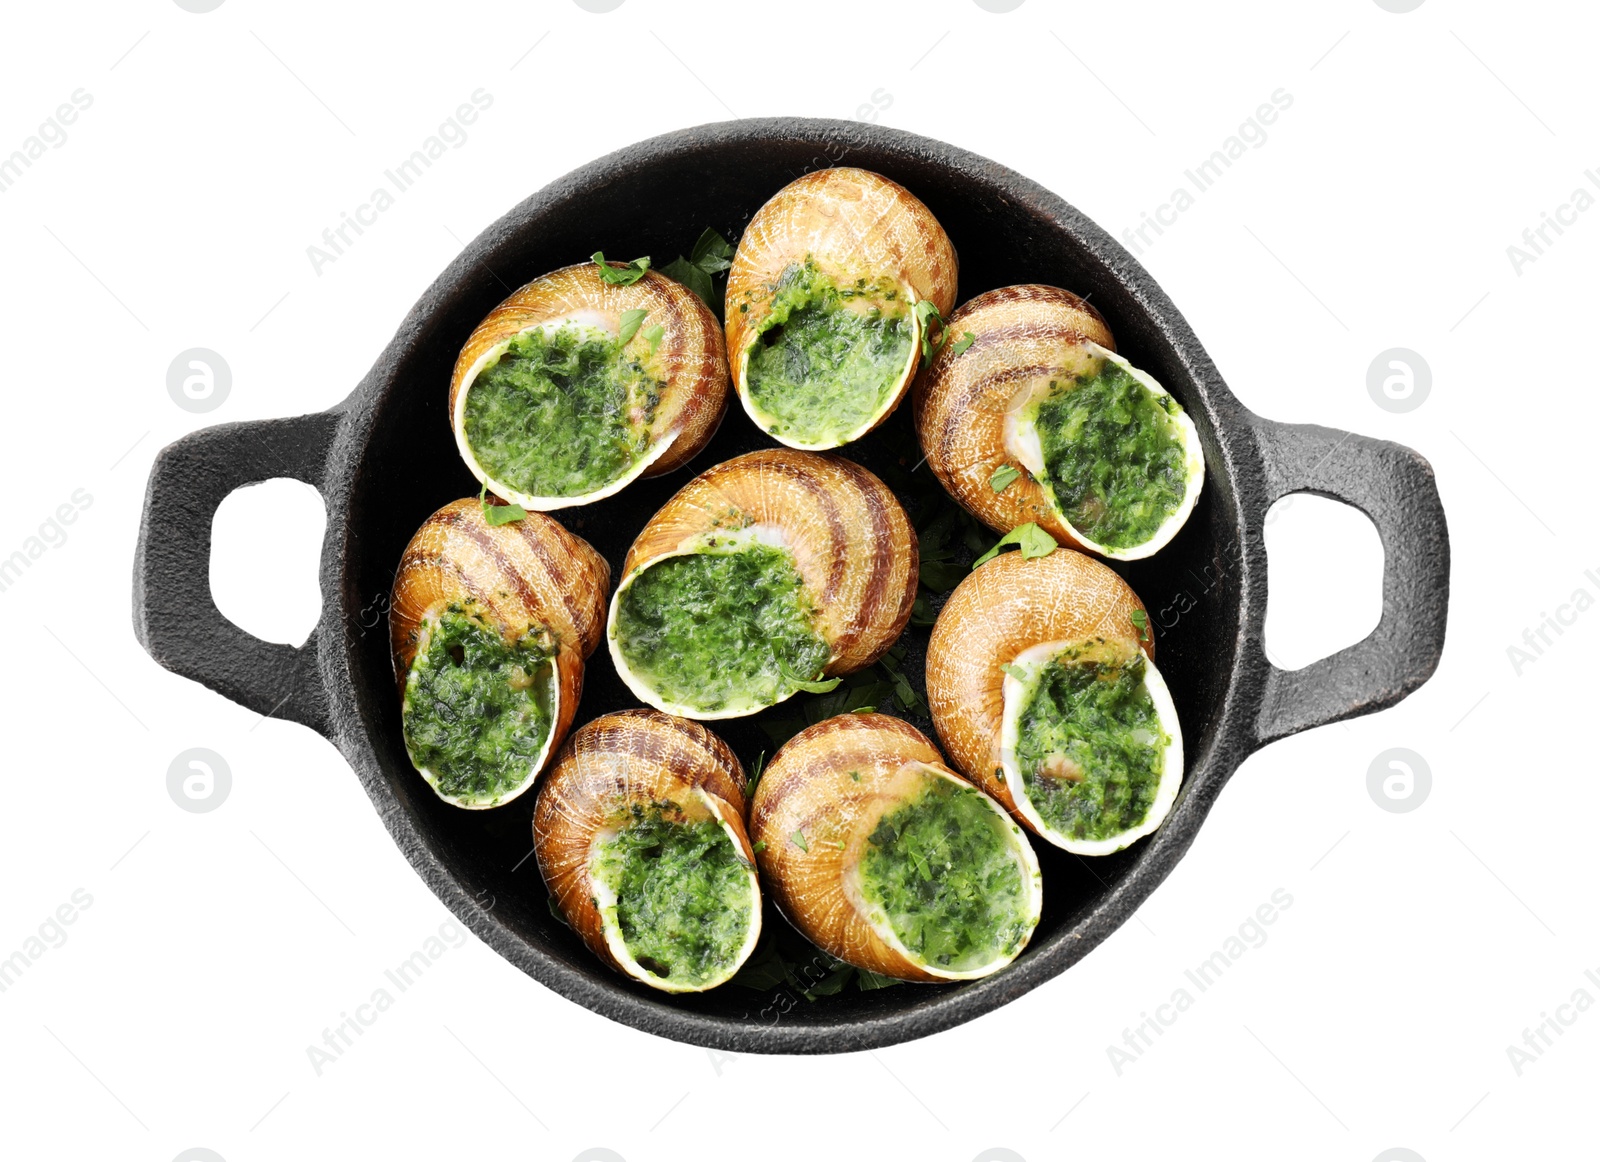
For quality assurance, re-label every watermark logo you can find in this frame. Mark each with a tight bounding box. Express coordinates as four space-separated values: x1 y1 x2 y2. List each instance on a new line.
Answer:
306 91 493 276
1107 888 1294 1075
1121 89 1294 255
167 348 231 414
0 887 93 994
1507 569 1598 675
1507 171 1600 275
305 921 469 1075
0 489 93 597
168 748 232 813
0 90 95 196
1506 970 1599 1076
1367 748 1430 813
1366 348 1430 413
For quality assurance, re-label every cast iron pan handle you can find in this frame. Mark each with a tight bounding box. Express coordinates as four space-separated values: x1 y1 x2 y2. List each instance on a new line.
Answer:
133 411 341 737
1248 417 1449 746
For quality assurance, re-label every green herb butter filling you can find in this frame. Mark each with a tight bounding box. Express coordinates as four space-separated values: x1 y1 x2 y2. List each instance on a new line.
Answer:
858 777 1035 974
744 260 913 446
401 606 556 806
593 802 755 987
1030 358 1189 550
462 322 664 499
613 541 831 714
1014 646 1170 843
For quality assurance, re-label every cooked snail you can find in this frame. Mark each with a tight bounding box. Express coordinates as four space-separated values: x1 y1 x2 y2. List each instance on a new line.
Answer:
913 284 1205 560
750 713 1040 982
925 548 1184 855
725 168 958 449
533 710 761 993
449 261 728 510
606 449 917 719
388 499 610 809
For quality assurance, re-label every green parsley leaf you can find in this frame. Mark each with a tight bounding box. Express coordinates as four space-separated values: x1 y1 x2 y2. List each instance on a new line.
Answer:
546 894 570 930
781 662 841 694
478 480 525 525
850 705 875 714
950 330 976 357
643 324 664 354
591 251 650 285
913 299 950 367
688 226 734 273
618 308 647 345
662 255 715 309
751 840 767 855
972 522 1058 569
791 830 809 853
856 969 901 990
1129 608 1151 642
988 464 1021 493
919 560 967 592
744 751 767 800
483 502 527 526
999 662 1029 683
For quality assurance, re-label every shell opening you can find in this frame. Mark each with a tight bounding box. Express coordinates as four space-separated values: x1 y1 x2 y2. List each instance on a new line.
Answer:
605 527 832 721
453 316 681 511
998 638 1184 856
845 763 1042 981
400 605 561 810
738 260 918 450
588 787 762 993
1003 342 1205 561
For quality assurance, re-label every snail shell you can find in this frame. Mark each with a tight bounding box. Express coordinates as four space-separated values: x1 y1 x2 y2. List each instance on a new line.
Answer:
725 168 958 449
449 262 728 510
750 713 1041 982
913 285 1205 560
606 449 918 719
925 548 1184 855
532 710 761 993
389 499 610 808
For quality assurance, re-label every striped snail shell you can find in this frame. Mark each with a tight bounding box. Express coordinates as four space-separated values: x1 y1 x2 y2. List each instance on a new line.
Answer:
388 499 610 809
725 168 958 450
750 713 1041 983
606 449 918 720
924 548 1184 855
532 710 761 993
913 285 1205 560
449 262 728 511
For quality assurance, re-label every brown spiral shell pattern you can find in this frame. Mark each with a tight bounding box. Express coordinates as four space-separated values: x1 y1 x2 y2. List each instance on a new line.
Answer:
449 263 729 502
532 710 759 992
616 449 918 679
924 549 1154 818
725 168 958 445
389 499 611 784
750 713 1039 982
912 284 1116 552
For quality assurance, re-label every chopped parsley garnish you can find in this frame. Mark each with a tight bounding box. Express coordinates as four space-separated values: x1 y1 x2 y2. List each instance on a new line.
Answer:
972 522 1057 568
591 252 650 285
989 464 1021 493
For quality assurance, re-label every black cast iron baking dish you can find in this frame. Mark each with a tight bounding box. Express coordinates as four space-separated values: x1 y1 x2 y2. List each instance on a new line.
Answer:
132 118 1449 1053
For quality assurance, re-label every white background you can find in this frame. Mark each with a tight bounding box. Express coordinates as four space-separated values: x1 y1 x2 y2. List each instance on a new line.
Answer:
1 1 1593 1159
